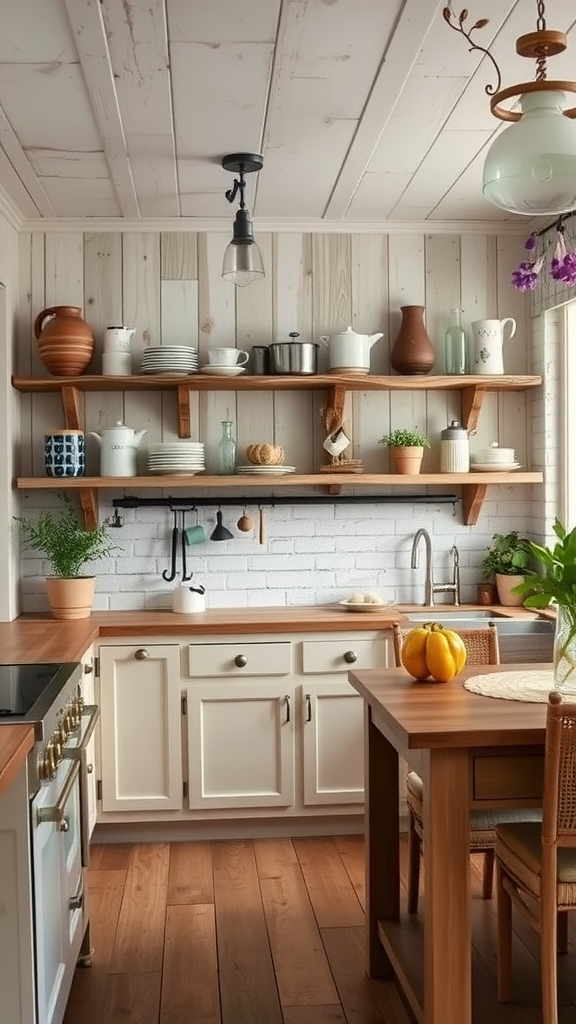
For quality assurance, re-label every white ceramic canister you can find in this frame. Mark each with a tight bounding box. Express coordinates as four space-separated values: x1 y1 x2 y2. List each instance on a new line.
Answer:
172 584 206 613
440 420 470 473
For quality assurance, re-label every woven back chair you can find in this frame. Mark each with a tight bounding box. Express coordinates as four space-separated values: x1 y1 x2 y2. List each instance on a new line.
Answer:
394 622 504 913
496 692 576 1024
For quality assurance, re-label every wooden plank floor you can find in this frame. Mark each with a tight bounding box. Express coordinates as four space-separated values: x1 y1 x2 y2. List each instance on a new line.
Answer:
63 835 576 1024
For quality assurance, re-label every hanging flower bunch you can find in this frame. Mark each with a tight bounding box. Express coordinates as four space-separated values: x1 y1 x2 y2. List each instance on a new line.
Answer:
511 225 576 292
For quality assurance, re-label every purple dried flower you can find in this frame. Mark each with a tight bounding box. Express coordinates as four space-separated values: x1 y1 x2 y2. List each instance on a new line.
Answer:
524 233 538 252
511 255 545 292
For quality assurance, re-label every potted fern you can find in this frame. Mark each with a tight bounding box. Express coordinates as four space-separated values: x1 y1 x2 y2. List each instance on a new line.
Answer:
378 428 431 474
15 494 117 619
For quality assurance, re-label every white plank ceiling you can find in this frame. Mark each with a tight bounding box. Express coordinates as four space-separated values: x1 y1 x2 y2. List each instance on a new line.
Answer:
0 0 575 226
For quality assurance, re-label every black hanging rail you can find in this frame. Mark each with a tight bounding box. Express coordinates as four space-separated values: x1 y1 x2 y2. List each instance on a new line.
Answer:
113 493 460 511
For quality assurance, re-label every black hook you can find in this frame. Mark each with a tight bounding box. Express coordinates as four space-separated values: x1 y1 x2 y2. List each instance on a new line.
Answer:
162 509 179 582
181 510 193 581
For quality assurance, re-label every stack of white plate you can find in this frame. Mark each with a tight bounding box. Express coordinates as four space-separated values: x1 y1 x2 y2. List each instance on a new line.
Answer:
236 464 296 475
140 346 198 375
470 444 520 472
147 441 205 475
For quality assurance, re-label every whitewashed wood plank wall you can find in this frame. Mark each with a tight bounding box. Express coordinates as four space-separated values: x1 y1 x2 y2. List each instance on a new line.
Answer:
16 229 529 476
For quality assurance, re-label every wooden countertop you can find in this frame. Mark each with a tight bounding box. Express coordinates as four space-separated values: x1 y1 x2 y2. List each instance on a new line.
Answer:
0 603 547 790
0 724 35 797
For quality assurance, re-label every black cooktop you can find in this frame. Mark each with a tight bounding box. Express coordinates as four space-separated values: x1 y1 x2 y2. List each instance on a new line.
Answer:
0 662 80 725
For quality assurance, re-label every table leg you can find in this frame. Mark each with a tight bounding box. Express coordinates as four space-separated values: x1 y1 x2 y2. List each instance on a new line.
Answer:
423 746 471 1024
364 705 399 978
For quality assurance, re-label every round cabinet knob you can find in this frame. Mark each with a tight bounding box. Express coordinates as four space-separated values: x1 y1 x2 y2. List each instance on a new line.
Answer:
343 650 358 664
234 654 248 668
83 662 94 674
134 648 149 661
59 818 70 833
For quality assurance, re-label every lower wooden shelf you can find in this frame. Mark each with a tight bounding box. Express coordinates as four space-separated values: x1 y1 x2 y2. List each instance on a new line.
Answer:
16 472 543 530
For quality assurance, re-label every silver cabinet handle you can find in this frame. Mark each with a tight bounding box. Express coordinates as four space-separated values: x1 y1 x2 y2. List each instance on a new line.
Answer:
134 648 149 660
83 662 93 674
305 693 312 723
343 650 358 664
37 760 80 826
69 877 84 911
285 694 291 723
59 817 70 833
234 654 248 668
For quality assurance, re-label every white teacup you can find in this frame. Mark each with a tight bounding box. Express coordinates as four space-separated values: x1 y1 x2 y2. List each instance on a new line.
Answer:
209 347 249 367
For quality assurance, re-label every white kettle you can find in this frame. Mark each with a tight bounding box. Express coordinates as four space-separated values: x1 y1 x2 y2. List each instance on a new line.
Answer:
90 421 146 476
320 325 384 374
172 583 206 613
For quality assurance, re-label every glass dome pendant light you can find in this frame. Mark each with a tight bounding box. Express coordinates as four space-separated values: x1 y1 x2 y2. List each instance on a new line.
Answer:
444 1 576 216
221 152 265 287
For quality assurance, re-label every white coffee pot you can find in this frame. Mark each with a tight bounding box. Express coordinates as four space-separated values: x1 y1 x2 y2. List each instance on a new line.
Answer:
470 318 516 374
103 326 136 352
90 421 146 476
320 325 384 373
172 583 206 613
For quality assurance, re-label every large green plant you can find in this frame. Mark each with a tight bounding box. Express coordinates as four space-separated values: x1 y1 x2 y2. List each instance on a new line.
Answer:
15 494 117 578
378 428 430 449
514 519 576 684
481 531 531 580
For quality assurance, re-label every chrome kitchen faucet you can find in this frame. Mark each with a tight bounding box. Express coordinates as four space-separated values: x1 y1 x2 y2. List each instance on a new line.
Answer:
410 529 461 606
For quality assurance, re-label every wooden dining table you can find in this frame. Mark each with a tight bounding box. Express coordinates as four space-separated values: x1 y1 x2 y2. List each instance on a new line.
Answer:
348 662 552 1024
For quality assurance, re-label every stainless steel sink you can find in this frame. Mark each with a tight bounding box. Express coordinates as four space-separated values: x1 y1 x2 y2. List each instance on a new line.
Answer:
406 609 507 622
403 613 555 664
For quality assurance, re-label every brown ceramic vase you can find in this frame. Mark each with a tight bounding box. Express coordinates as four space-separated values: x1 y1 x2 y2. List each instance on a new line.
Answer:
34 305 94 377
390 305 435 374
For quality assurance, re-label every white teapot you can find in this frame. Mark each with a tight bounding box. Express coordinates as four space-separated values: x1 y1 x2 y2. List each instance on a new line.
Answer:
90 421 146 476
320 325 384 373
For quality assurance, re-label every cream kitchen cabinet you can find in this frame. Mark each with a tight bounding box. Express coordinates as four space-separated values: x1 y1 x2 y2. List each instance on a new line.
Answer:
97 643 182 812
185 641 294 810
299 637 387 806
79 647 98 841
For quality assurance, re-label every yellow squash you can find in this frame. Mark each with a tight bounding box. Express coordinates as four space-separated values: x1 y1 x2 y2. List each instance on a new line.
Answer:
401 622 467 683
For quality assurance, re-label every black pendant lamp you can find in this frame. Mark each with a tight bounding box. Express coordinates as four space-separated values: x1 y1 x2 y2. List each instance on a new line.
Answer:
221 152 264 287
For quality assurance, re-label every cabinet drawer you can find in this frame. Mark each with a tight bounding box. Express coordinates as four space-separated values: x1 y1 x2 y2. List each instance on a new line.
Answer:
188 642 292 677
302 638 386 674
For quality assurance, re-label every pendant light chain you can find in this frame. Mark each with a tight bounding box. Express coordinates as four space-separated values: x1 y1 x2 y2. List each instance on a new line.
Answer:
534 0 548 80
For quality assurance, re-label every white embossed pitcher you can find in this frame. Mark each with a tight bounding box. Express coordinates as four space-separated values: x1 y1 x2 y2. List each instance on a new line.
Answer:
470 318 516 374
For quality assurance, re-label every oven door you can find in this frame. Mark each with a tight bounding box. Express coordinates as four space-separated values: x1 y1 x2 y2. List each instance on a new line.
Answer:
62 703 100 866
32 758 84 1024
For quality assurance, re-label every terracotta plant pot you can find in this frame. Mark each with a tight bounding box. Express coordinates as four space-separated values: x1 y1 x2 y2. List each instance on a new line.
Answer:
495 573 525 607
45 576 96 619
390 445 424 474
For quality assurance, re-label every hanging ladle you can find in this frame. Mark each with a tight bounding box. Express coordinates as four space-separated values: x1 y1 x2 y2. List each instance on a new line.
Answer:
237 507 253 532
162 509 179 581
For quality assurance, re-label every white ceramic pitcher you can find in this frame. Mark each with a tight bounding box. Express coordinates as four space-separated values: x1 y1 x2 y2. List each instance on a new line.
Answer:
90 421 146 476
470 317 516 374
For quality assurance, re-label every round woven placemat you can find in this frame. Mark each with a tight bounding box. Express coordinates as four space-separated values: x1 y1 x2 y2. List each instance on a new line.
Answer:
463 669 555 703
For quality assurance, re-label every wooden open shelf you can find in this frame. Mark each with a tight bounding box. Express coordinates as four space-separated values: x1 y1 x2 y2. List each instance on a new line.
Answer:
12 372 543 529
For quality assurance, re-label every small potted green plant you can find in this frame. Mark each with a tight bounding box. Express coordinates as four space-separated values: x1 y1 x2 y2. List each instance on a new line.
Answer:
378 428 431 474
15 494 118 619
481 530 531 606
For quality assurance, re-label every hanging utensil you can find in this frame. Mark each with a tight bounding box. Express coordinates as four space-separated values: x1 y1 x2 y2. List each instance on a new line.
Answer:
180 510 193 581
162 509 179 581
258 506 267 545
210 509 234 541
237 508 253 532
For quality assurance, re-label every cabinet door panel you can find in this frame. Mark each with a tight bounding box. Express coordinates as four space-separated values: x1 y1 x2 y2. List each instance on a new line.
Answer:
186 683 294 809
302 682 364 805
99 644 182 811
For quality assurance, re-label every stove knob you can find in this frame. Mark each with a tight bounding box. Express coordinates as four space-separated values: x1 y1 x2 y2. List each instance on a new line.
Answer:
38 741 57 781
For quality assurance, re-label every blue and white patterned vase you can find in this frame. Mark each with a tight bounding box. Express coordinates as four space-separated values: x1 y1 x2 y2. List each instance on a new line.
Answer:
44 430 85 477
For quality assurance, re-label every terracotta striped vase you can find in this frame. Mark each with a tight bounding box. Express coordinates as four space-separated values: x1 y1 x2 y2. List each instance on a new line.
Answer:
34 305 94 377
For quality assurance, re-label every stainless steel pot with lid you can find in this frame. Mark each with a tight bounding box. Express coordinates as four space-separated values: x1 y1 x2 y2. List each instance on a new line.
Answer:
269 332 318 375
